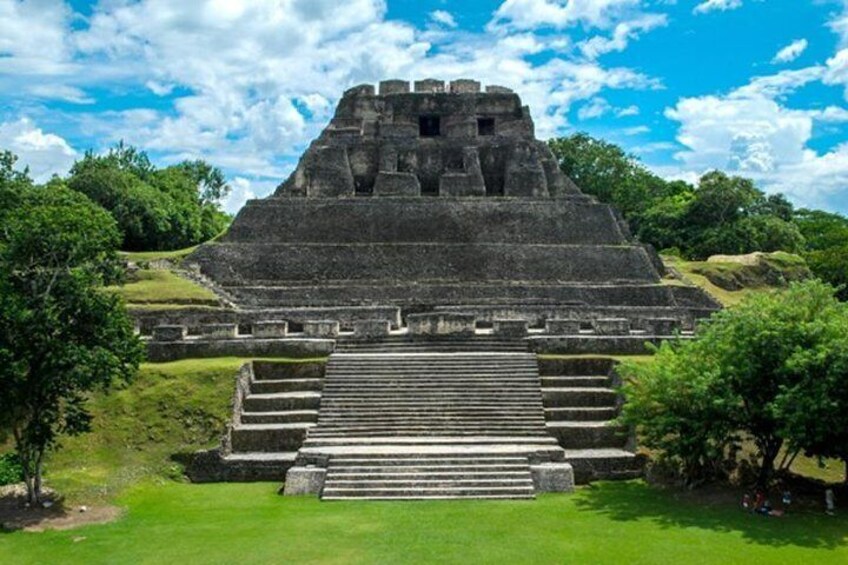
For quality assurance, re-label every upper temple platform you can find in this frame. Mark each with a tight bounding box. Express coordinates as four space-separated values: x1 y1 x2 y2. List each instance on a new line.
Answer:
187 79 720 324
275 78 581 199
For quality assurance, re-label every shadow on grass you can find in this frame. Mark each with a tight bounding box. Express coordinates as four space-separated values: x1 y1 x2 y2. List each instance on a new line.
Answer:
573 481 848 550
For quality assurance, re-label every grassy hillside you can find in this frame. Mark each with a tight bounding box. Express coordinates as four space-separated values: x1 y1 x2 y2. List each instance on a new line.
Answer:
106 269 222 310
662 252 811 306
13 358 325 504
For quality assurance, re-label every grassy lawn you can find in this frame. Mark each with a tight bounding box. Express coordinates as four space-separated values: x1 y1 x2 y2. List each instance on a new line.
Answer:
1 481 846 564
119 245 200 263
106 269 221 309
28 358 324 504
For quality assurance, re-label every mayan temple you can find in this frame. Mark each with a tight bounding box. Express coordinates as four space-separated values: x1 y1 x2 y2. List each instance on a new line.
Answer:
176 79 719 499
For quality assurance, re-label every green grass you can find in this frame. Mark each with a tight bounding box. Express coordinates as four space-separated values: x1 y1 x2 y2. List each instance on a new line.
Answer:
662 253 811 307
119 245 200 263
106 269 221 308
663 256 767 306
1 481 846 564
35 358 324 504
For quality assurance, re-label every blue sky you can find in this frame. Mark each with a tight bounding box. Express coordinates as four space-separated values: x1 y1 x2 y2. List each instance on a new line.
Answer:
3 0 848 215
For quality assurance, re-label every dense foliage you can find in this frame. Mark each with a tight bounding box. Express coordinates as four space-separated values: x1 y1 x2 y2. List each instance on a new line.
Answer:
620 280 848 488
66 143 231 251
0 452 24 486
549 134 805 259
0 156 145 503
549 133 848 294
793 209 848 301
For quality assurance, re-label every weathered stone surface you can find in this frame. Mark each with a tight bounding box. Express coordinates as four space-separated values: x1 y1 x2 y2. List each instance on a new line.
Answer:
153 325 186 342
450 79 481 93
373 172 420 196
414 79 445 93
643 317 681 336
146 338 335 363
184 78 720 330
493 319 529 337
283 466 326 496
200 323 237 340
592 318 631 336
407 313 476 337
252 320 288 338
530 463 574 493
545 319 582 335
352 319 391 339
303 320 340 338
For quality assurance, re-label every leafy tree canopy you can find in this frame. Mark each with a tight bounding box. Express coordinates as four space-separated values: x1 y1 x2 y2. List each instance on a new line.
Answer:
620 280 848 488
0 169 144 504
548 134 805 261
67 143 231 251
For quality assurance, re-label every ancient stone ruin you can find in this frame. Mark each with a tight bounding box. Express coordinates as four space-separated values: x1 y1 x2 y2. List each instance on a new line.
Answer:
168 79 720 499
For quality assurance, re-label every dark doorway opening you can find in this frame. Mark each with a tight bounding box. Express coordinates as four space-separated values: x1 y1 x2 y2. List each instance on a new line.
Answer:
477 117 495 136
419 115 441 137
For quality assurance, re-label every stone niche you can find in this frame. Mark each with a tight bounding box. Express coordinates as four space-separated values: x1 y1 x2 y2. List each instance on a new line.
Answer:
253 320 289 339
407 313 476 337
303 320 340 338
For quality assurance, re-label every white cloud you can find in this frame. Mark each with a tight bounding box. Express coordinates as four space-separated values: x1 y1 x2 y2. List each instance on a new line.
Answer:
578 98 612 120
693 0 742 15
622 125 650 135
0 118 77 182
490 0 642 31
0 0 668 211
617 105 640 117
772 39 808 64
664 67 848 209
578 13 667 59
430 10 457 28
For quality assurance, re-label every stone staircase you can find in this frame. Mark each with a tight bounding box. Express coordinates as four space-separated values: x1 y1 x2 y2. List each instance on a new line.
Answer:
539 357 642 483
322 452 536 500
304 353 553 442
334 335 527 353
218 361 325 480
293 350 567 499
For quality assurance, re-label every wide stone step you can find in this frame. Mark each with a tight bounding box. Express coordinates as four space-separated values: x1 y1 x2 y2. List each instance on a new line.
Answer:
540 376 609 388
240 409 319 424
328 467 528 475
250 378 324 394
308 430 549 437
304 436 559 447
546 421 629 449
563 448 642 484
321 488 534 500
230 423 313 452
542 388 618 407
324 478 534 488
243 392 321 411
218 451 298 482
544 407 618 421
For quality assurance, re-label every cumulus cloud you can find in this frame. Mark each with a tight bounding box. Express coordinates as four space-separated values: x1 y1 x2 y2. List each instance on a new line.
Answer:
578 13 667 59
490 0 643 31
772 39 808 64
429 10 457 28
665 68 848 210
693 0 742 15
0 118 77 182
0 0 670 209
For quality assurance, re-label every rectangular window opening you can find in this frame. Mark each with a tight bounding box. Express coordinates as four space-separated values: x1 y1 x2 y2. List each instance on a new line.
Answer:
419 115 441 137
477 117 495 136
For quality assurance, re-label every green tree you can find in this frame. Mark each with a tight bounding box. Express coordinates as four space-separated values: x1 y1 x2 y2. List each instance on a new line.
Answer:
794 209 848 300
0 179 144 504
621 280 848 489
67 144 230 251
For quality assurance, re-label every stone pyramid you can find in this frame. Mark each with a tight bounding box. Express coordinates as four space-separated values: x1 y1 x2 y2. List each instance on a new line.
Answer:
188 78 716 328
